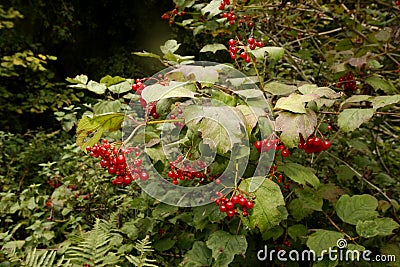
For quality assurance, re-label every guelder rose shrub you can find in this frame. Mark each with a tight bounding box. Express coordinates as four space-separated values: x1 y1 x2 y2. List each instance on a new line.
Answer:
2 1 399 266
71 1 399 266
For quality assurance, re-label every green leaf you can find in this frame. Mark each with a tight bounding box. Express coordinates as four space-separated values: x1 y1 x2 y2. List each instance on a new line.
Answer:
276 109 317 148
288 224 308 241
200 43 227 53
249 46 284 61
160 40 181 54
87 80 107 94
277 163 320 188
263 81 297 96
317 183 345 203
185 105 245 154
201 0 222 18
66 74 88 84
275 93 319 113
337 108 374 132
183 241 212 267
108 80 132 94
371 95 400 110
141 82 197 103
356 217 399 238
335 194 378 225
340 95 372 107
167 65 219 83
365 75 397 94
99 75 126 86
294 187 323 211
206 230 247 267
298 84 341 99
132 51 161 60
306 230 344 255
76 113 125 149
288 198 314 221
234 105 257 134
175 0 196 9
375 29 391 42
120 220 139 240
154 238 176 251
239 177 286 236
93 100 122 114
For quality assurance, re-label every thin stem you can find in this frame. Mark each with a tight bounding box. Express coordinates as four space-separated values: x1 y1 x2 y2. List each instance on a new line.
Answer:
146 118 185 125
322 211 356 241
326 151 393 203
122 124 145 147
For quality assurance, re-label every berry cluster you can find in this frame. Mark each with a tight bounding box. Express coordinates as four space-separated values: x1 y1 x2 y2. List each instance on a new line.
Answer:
218 0 231 10
214 192 255 218
161 7 186 24
298 135 331 154
132 79 160 119
227 37 263 62
167 156 211 185
221 10 237 25
254 139 290 157
219 10 254 27
336 72 357 91
47 176 61 189
169 105 185 129
246 37 264 50
86 140 149 186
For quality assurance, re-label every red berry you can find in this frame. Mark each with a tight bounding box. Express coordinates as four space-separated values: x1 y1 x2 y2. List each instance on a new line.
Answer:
247 37 255 44
227 210 235 217
231 195 240 204
246 201 254 209
226 201 234 210
108 165 117 174
281 149 290 157
249 43 256 50
228 39 236 47
240 51 247 59
254 140 262 150
219 205 227 212
242 211 248 217
116 154 126 164
239 197 247 207
322 140 331 151
140 172 149 181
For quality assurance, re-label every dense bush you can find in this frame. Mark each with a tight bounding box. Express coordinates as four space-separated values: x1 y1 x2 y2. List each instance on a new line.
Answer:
1 1 400 267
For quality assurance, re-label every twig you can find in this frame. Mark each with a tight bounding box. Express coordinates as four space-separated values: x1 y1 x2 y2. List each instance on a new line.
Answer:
326 152 393 203
372 131 391 174
322 211 355 241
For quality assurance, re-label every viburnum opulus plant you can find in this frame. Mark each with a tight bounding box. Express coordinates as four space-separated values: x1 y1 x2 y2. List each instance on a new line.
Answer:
69 1 400 266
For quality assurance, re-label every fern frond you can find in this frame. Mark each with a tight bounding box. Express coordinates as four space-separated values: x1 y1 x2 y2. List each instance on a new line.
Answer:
126 235 158 267
4 247 71 267
66 218 122 266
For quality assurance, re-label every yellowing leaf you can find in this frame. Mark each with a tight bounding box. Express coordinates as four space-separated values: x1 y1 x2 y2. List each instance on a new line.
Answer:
337 108 374 132
276 109 317 148
275 93 319 113
76 113 125 149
